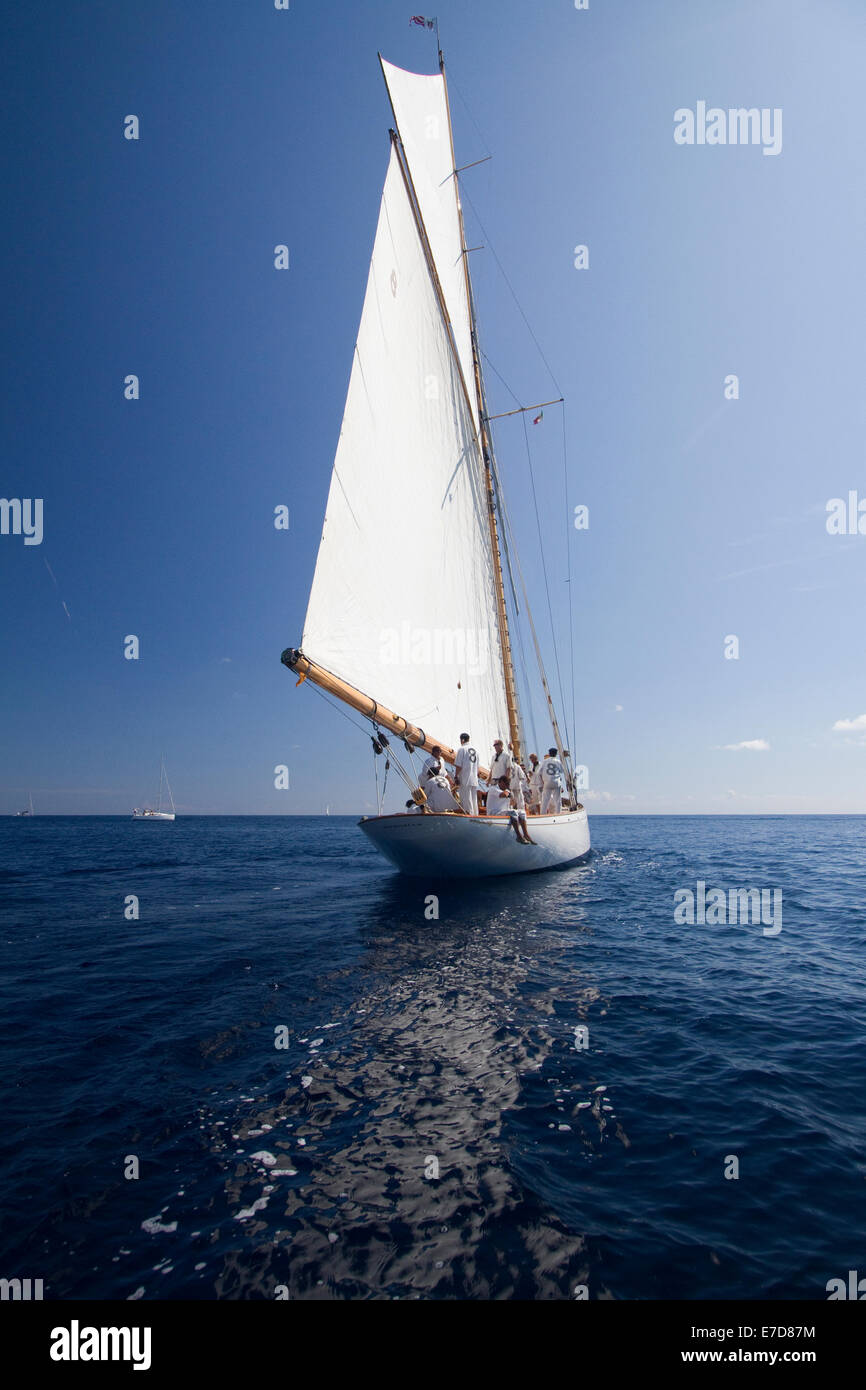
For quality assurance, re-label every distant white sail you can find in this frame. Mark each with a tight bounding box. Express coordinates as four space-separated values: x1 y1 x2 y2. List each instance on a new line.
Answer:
380 58 478 428
301 144 510 756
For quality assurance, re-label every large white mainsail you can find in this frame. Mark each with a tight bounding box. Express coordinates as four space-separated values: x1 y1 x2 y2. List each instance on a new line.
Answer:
300 141 511 757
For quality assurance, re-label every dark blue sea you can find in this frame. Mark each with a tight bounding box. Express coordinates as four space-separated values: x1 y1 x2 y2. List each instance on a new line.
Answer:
1 814 864 1301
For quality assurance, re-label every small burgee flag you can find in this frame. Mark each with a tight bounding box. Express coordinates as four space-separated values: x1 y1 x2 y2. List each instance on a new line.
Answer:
533 409 544 425
410 15 437 29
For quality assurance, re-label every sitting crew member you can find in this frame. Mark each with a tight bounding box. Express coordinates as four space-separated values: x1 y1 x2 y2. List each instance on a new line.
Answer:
510 761 536 843
404 798 424 815
424 768 461 813
487 776 533 843
485 776 513 817
454 732 479 815
540 747 566 815
421 755 458 795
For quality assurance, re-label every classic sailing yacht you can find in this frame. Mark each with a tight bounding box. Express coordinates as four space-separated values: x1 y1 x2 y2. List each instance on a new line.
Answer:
282 50 590 878
132 757 176 821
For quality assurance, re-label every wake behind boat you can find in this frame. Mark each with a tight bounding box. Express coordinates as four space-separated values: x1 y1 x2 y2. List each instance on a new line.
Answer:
282 44 589 879
133 757 176 821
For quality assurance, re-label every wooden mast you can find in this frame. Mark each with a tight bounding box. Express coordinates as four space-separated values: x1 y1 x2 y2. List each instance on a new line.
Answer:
439 51 524 764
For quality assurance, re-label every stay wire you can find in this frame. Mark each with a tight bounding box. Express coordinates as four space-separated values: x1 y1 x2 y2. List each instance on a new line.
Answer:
307 681 370 737
460 183 564 400
479 349 571 755
562 403 577 762
306 681 421 799
481 350 523 409
445 69 493 161
521 409 571 754
451 62 575 759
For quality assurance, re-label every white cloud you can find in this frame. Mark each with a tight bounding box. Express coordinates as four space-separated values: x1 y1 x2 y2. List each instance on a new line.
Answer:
832 713 866 732
614 704 623 712
722 739 770 752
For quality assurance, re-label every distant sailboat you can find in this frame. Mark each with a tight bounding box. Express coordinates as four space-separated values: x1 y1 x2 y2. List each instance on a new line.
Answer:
132 757 176 821
15 792 34 818
281 49 590 878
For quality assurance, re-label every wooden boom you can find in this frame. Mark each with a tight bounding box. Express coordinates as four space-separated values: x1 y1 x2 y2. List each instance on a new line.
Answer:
281 648 493 782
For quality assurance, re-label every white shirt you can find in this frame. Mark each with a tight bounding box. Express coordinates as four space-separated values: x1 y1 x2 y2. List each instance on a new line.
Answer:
420 754 441 781
455 743 479 789
425 774 459 812
528 763 543 793
486 786 513 817
541 756 565 787
509 763 528 811
489 749 512 782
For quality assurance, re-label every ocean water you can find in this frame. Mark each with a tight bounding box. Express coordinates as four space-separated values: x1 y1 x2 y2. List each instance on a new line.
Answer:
0 813 864 1301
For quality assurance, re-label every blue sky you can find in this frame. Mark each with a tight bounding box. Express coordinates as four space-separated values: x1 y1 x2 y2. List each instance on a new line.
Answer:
2 0 864 815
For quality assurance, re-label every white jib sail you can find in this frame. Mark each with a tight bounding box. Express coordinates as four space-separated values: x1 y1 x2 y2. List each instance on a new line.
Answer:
301 143 511 759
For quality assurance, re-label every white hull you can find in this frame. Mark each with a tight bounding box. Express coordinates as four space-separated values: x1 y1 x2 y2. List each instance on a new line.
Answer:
132 810 175 821
359 806 590 879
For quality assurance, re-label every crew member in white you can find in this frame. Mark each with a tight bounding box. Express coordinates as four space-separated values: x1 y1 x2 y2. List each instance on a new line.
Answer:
487 776 533 843
420 745 444 782
540 747 566 815
526 753 542 813
485 776 513 817
454 732 479 814
424 770 461 813
489 739 512 783
509 761 536 843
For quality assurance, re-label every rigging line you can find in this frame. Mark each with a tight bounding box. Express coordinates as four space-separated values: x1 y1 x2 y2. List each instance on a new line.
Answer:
387 748 424 797
485 417 527 750
480 350 523 409
307 680 371 737
459 183 564 399
479 358 569 759
457 238 525 759
496 462 536 753
477 349 529 664
480 345 570 756
513 597 540 759
479 345 565 756
381 754 390 810
500 484 571 760
308 682 419 794
562 402 577 761
520 408 572 754
443 69 492 161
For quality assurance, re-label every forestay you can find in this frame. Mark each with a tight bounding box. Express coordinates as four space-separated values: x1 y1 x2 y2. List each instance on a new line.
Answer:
301 144 511 757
